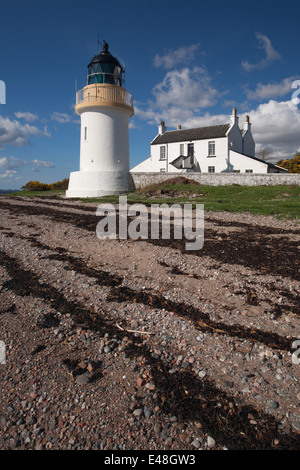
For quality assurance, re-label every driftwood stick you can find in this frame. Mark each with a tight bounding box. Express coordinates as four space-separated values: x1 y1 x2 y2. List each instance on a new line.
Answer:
116 323 155 335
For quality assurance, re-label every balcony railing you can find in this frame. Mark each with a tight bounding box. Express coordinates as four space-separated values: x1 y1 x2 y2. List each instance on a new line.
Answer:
76 84 133 109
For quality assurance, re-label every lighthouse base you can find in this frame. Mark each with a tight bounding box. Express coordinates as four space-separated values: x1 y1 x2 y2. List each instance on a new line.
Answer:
65 170 135 198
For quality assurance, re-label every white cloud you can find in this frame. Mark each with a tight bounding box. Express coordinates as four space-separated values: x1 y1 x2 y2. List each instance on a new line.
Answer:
247 99 300 158
14 111 39 122
0 170 18 179
246 76 299 101
242 32 282 71
0 156 55 180
153 44 200 70
0 114 48 149
51 112 79 124
135 66 220 127
31 159 54 168
0 156 27 170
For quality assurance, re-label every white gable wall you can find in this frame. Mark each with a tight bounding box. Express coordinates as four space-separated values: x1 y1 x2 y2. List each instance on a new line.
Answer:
243 129 255 157
226 120 243 155
229 150 267 173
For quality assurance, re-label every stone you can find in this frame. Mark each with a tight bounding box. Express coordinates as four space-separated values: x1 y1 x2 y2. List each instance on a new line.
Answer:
132 408 143 417
192 439 201 449
75 374 89 385
144 408 153 418
207 436 216 448
268 400 279 409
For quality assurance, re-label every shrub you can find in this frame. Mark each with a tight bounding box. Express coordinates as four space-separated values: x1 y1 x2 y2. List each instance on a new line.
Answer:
276 155 300 173
21 178 69 191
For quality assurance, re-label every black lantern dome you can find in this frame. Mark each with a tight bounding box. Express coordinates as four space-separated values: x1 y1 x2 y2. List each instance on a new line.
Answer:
87 41 125 87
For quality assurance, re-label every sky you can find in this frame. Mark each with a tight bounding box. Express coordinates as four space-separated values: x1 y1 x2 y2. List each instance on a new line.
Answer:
0 0 299 189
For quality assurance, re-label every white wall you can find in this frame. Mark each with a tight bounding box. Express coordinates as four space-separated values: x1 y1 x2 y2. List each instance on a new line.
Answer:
243 129 255 157
80 107 130 173
227 120 243 154
147 137 230 173
229 150 268 173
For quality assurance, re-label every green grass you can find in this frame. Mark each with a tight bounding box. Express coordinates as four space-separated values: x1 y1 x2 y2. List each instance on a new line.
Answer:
6 189 65 198
4 183 300 219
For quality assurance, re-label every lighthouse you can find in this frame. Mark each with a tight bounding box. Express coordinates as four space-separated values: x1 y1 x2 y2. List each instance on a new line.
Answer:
66 41 134 197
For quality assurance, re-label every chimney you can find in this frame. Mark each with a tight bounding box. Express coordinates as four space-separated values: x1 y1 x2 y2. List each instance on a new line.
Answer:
177 125 181 130
230 107 238 126
244 114 251 132
158 120 167 135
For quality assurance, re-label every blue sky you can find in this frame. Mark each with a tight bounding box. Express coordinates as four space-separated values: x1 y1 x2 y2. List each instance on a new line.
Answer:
0 0 299 189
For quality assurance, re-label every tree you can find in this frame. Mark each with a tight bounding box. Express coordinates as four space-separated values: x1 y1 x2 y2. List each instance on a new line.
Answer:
276 154 300 173
255 145 274 161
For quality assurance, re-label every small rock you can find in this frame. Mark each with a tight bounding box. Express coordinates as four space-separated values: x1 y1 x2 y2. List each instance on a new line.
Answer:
292 421 300 433
145 382 155 391
136 378 145 387
192 439 201 449
75 374 89 385
154 423 162 435
207 436 216 448
144 408 153 418
268 400 279 409
132 408 143 417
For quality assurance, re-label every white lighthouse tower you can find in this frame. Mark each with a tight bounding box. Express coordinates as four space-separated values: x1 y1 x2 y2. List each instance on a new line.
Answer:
66 41 134 197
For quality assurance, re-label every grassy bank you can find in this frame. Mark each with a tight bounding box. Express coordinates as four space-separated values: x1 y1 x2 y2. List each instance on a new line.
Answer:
6 181 300 219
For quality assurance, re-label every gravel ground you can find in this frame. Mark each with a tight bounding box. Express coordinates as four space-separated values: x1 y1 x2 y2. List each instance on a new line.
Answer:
0 195 299 451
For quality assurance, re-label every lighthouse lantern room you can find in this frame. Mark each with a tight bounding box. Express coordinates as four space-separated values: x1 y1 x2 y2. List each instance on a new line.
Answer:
66 41 134 198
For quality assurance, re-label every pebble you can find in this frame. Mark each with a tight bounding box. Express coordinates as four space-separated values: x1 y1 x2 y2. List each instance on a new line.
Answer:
75 375 89 385
191 439 201 449
268 400 279 409
207 436 216 448
144 408 153 418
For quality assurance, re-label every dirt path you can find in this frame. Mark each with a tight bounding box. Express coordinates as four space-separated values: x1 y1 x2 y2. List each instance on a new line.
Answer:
0 196 299 450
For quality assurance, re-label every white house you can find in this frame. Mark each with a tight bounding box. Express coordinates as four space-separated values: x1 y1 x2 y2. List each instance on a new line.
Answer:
131 108 286 174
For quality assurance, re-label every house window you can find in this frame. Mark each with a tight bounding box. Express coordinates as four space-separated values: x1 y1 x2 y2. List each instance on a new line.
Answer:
208 141 215 156
160 168 166 172
245 169 253 173
233 170 240 173
84 127 87 141
208 166 215 173
160 146 166 160
180 144 184 155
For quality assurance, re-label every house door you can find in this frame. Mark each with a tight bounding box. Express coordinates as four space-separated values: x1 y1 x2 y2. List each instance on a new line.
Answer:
187 143 194 156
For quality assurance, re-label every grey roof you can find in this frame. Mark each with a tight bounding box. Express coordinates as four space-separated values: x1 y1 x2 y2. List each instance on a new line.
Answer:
151 124 230 145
